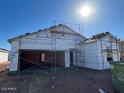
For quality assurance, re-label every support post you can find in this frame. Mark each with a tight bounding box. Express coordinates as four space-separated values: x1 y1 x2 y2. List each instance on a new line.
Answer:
65 50 70 67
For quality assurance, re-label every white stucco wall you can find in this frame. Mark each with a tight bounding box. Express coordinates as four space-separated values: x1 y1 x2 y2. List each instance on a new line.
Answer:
97 40 110 70
83 41 100 69
65 50 70 67
83 35 120 70
9 25 85 71
97 36 120 69
0 52 9 63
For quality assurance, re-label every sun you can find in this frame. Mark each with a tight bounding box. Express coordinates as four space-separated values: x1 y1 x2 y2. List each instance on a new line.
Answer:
79 6 91 17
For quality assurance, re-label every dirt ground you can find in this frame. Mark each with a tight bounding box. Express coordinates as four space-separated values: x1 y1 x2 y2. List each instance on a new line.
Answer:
0 61 9 72
0 67 116 93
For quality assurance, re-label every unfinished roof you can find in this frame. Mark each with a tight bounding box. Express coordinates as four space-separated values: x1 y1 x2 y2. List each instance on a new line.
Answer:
0 48 9 53
84 32 120 44
8 24 86 43
85 39 97 43
90 32 117 40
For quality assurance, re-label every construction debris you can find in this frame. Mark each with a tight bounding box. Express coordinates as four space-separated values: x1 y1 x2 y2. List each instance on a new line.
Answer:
98 88 106 93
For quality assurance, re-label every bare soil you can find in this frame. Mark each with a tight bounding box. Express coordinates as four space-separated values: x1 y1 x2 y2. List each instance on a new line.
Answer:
0 67 116 93
0 61 9 72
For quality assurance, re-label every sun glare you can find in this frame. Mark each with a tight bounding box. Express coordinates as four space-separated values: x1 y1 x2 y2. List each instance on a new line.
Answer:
79 6 91 17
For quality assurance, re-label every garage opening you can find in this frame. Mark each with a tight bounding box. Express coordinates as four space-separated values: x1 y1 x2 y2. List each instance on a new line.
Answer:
19 50 65 71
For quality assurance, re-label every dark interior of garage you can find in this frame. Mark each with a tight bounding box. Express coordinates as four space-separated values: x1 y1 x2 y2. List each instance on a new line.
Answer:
19 50 65 71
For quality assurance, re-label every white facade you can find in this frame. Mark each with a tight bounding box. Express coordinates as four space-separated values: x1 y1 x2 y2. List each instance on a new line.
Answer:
9 24 86 72
82 35 120 70
0 49 9 63
9 24 120 72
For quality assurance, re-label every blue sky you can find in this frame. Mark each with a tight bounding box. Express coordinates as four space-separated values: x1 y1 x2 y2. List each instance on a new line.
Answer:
0 0 124 50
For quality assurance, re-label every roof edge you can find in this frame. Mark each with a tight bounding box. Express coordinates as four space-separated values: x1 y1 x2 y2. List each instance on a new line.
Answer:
8 24 86 43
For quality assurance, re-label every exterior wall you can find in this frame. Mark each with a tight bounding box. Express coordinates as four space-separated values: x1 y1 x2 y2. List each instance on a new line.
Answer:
74 43 84 67
11 31 81 51
83 41 99 69
65 51 70 67
84 36 120 70
0 52 9 63
97 36 120 69
83 35 120 70
74 50 83 67
10 50 19 72
119 41 124 61
9 26 85 72
97 40 110 69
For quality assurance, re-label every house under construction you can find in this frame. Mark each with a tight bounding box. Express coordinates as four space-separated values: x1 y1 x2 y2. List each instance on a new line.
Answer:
8 24 86 75
8 24 120 75
81 32 120 70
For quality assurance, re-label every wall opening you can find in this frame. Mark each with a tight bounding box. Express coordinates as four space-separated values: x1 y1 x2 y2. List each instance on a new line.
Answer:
107 52 113 61
70 51 74 66
19 50 65 72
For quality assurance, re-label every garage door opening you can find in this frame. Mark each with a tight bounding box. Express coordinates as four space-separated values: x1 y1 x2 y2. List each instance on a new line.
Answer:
19 50 65 72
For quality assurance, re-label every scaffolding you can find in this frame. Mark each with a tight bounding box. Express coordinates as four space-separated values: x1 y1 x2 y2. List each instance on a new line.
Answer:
51 21 85 69
11 22 121 76
14 21 85 76
100 34 120 69
119 40 124 62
